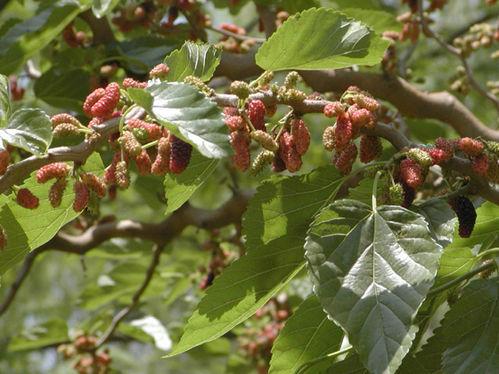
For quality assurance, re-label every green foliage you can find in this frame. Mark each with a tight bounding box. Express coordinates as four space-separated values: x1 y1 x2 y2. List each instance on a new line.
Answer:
92 0 120 18
0 109 52 156
256 8 390 71
305 200 444 374
147 82 230 159
0 74 10 125
8 318 68 352
164 150 219 215
164 42 222 82
269 296 343 374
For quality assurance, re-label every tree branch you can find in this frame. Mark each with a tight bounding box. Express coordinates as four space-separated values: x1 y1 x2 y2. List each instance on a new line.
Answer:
79 9 116 44
96 243 163 347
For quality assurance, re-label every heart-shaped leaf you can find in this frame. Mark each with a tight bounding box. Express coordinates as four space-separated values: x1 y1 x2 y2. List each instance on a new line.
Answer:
305 200 443 374
164 41 222 82
147 82 229 159
256 8 390 71
0 109 52 155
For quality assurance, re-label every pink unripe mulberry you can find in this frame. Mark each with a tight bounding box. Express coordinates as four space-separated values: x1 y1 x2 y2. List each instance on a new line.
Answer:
115 161 130 189
400 158 424 188
230 130 251 171
426 147 451 165
290 118 310 156
472 154 489 176
36 163 70 183
334 142 357 174
81 173 106 198
279 131 302 173
322 126 336 151
149 63 170 79
73 181 89 212
323 102 345 118
247 100 266 131
104 152 121 185
118 131 142 157
458 137 484 157
151 137 171 175
51 113 81 127
225 115 245 132
83 88 105 117
334 114 354 151
89 83 120 118
122 77 147 89
359 135 382 163
16 188 39 209
169 136 192 174
126 119 162 141
135 150 152 175
349 106 375 129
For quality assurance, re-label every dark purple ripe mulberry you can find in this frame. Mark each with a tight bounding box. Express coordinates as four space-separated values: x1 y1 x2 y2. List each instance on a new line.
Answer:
169 135 192 174
401 182 416 208
449 195 477 238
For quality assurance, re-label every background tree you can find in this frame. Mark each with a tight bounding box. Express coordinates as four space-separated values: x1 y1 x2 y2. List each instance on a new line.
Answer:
0 0 498 373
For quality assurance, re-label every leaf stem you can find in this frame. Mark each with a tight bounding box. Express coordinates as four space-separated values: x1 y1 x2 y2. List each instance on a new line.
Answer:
142 140 159 150
372 170 383 211
427 261 497 297
477 248 499 259
296 345 353 374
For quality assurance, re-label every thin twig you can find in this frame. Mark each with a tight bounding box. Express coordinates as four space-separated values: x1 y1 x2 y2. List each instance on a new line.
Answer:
96 244 163 347
206 25 265 43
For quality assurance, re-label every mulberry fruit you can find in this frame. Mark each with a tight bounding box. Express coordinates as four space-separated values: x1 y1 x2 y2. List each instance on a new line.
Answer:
458 137 484 157
73 181 89 212
49 178 67 208
122 77 147 89
230 81 250 100
250 150 274 175
279 131 302 172
51 113 81 128
230 130 251 171
126 119 162 141
334 142 357 174
272 153 287 172
135 150 152 175
388 183 404 205
169 136 192 174
81 173 106 198
449 195 476 238
290 118 310 156
89 83 120 118
0 150 10 175
104 152 121 185
250 130 278 152
401 182 416 208
151 137 171 175
323 102 345 118
225 115 245 132
16 188 39 209
83 88 105 117
359 135 382 163
400 158 424 188
118 131 142 157
407 148 433 168
115 161 130 189
426 147 451 165
53 123 80 137
348 105 375 130
334 114 354 150
247 100 266 131
472 153 489 176
36 163 70 183
149 63 170 79
322 126 336 151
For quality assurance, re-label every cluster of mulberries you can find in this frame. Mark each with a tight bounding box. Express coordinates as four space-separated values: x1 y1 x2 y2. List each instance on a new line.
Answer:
58 334 111 374
83 82 120 119
322 86 381 174
51 113 82 137
216 23 255 54
449 195 477 238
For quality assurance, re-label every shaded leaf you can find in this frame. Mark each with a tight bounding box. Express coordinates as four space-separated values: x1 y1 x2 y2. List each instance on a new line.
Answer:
167 235 306 356
164 150 219 214
242 166 344 249
0 74 10 125
305 200 443 374
92 0 120 18
0 109 52 156
269 295 343 374
8 319 68 352
412 198 456 247
148 82 229 159
164 41 222 82
256 8 390 71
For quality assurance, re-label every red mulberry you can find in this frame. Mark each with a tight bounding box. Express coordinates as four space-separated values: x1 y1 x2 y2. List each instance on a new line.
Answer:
36 163 70 183
81 173 106 198
279 131 302 173
135 150 152 175
169 136 192 174
360 135 382 163
149 63 170 79
151 137 171 175
122 77 147 89
0 150 10 175
89 83 120 118
400 158 424 188
458 137 484 157
83 88 105 117
126 119 162 141
323 102 345 118
472 154 489 176
272 153 287 172
49 178 67 208
334 114 354 150
426 147 451 165
225 115 245 132
290 118 310 156
230 131 251 171
16 188 39 209
449 195 476 238
349 106 375 129
73 181 89 212
334 142 357 174
104 152 121 185
223 107 239 117
247 100 266 131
